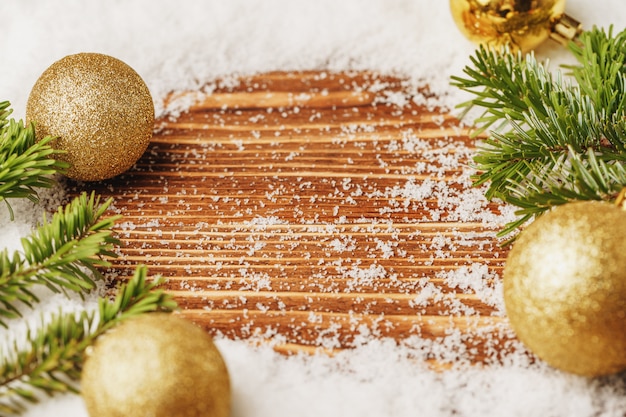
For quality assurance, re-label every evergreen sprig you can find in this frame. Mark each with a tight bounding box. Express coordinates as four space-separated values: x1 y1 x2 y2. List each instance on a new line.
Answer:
0 192 121 327
451 26 626 236
0 101 69 220
0 266 177 415
0 99 178 416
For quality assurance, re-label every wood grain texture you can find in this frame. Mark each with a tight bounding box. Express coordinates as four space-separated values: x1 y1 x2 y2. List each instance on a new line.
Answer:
76 71 517 365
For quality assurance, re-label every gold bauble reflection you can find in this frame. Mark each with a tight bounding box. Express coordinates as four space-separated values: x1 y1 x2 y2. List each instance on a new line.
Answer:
504 201 626 377
450 0 567 52
26 53 154 181
81 313 231 417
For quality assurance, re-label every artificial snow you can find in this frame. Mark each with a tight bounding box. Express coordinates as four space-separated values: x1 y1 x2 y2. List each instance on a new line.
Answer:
1 1 625 416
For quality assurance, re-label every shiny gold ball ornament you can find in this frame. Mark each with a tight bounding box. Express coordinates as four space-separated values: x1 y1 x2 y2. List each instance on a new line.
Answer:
81 313 231 417
503 201 626 376
26 53 154 181
449 0 582 52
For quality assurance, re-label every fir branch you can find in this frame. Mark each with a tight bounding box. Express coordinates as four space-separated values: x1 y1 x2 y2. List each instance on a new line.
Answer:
0 266 177 415
451 26 626 235
567 26 626 117
0 192 121 326
0 101 69 219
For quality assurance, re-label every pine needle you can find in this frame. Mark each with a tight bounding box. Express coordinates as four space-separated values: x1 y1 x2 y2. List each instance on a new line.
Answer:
0 266 177 415
0 100 179 416
451 26 626 235
0 102 69 219
0 192 121 327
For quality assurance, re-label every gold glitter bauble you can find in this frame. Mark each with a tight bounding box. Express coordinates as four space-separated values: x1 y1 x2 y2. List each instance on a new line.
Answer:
449 0 567 52
81 314 231 417
504 201 626 376
26 53 154 181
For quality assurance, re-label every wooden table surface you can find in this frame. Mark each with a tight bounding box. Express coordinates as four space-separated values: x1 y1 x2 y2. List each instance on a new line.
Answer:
81 71 516 368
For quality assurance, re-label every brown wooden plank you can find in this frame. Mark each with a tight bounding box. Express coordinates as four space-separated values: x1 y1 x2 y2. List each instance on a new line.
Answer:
73 71 514 366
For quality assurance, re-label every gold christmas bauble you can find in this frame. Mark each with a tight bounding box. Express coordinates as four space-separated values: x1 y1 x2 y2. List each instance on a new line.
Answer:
81 313 231 417
450 0 567 52
504 201 626 376
26 52 154 181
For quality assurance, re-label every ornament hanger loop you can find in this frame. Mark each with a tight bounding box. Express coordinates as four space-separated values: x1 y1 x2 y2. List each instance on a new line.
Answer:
550 12 583 46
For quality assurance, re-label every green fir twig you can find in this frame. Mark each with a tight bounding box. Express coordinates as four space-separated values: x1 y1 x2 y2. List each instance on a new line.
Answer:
451 26 626 236
0 192 122 327
0 99 177 416
0 101 69 219
0 266 177 415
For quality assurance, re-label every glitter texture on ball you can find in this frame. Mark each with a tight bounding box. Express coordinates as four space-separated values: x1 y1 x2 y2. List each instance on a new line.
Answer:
26 52 154 181
81 313 231 417
503 201 626 376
